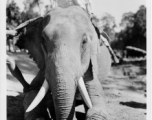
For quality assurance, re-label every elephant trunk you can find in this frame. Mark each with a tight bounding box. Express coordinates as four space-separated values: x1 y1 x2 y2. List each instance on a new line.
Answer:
85 77 108 120
49 73 76 120
46 48 77 120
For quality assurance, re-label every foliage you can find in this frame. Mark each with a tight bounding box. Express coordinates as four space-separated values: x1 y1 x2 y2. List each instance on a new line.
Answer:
112 5 146 51
99 13 116 43
6 0 40 30
23 0 42 17
6 0 21 29
6 0 40 52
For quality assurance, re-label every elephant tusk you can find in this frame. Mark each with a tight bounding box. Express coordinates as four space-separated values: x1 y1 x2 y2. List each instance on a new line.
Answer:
26 79 49 112
78 77 92 109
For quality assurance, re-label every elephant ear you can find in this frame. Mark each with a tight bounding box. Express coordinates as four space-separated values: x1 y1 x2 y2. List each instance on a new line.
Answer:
15 17 45 70
88 31 112 82
15 17 42 31
86 34 99 80
89 30 111 79
84 33 100 80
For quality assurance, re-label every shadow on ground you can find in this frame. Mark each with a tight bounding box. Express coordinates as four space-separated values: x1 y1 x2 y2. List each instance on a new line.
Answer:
7 95 86 120
76 112 85 120
7 95 24 120
120 101 146 109
7 52 39 76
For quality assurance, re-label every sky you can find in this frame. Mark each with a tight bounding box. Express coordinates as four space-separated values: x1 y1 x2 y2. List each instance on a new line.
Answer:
11 0 146 30
92 0 146 26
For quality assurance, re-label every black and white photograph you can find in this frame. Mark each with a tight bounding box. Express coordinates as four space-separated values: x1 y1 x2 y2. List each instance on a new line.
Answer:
0 0 151 120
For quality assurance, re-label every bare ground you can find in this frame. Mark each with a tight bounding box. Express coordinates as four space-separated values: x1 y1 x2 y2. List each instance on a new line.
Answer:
7 52 146 120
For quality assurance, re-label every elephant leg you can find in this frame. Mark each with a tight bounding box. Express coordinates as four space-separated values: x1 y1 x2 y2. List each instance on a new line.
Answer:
84 64 108 120
85 79 108 120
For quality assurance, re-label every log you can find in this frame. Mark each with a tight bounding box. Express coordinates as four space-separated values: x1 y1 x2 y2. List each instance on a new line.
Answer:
126 46 146 54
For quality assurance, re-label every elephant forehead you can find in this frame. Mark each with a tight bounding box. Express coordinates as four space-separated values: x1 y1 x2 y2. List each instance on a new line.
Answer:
42 6 98 45
49 6 89 21
43 22 78 42
43 6 92 32
43 19 91 42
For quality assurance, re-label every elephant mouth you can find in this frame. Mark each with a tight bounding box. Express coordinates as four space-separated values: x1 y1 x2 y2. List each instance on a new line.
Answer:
26 77 92 112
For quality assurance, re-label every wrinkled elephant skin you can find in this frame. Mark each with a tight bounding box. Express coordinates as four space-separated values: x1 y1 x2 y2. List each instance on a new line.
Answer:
15 6 111 120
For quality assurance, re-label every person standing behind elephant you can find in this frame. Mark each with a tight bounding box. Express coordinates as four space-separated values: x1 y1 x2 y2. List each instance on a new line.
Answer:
51 0 119 63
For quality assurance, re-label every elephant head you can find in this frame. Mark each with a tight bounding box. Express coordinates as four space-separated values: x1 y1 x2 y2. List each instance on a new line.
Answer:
15 6 111 120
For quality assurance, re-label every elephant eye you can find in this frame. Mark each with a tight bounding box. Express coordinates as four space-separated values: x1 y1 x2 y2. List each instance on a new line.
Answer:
82 37 87 44
81 34 90 65
81 34 88 51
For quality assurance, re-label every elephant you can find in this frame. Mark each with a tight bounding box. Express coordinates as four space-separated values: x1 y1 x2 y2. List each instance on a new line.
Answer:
14 6 111 120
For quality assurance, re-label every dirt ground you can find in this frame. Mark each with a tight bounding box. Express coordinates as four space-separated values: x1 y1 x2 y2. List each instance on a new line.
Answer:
7 52 146 120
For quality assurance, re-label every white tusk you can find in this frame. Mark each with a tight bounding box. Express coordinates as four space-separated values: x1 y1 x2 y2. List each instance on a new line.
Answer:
78 77 92 109
26 79 49 112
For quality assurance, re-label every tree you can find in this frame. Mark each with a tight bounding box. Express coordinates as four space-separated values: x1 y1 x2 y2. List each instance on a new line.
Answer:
6 0 40 28
23 0 43 16
100 13 116 43
6 0 40 52
114 5 146 51
134 5 146 38
6 0 22 29
20 0 40 22
120 12 135 28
